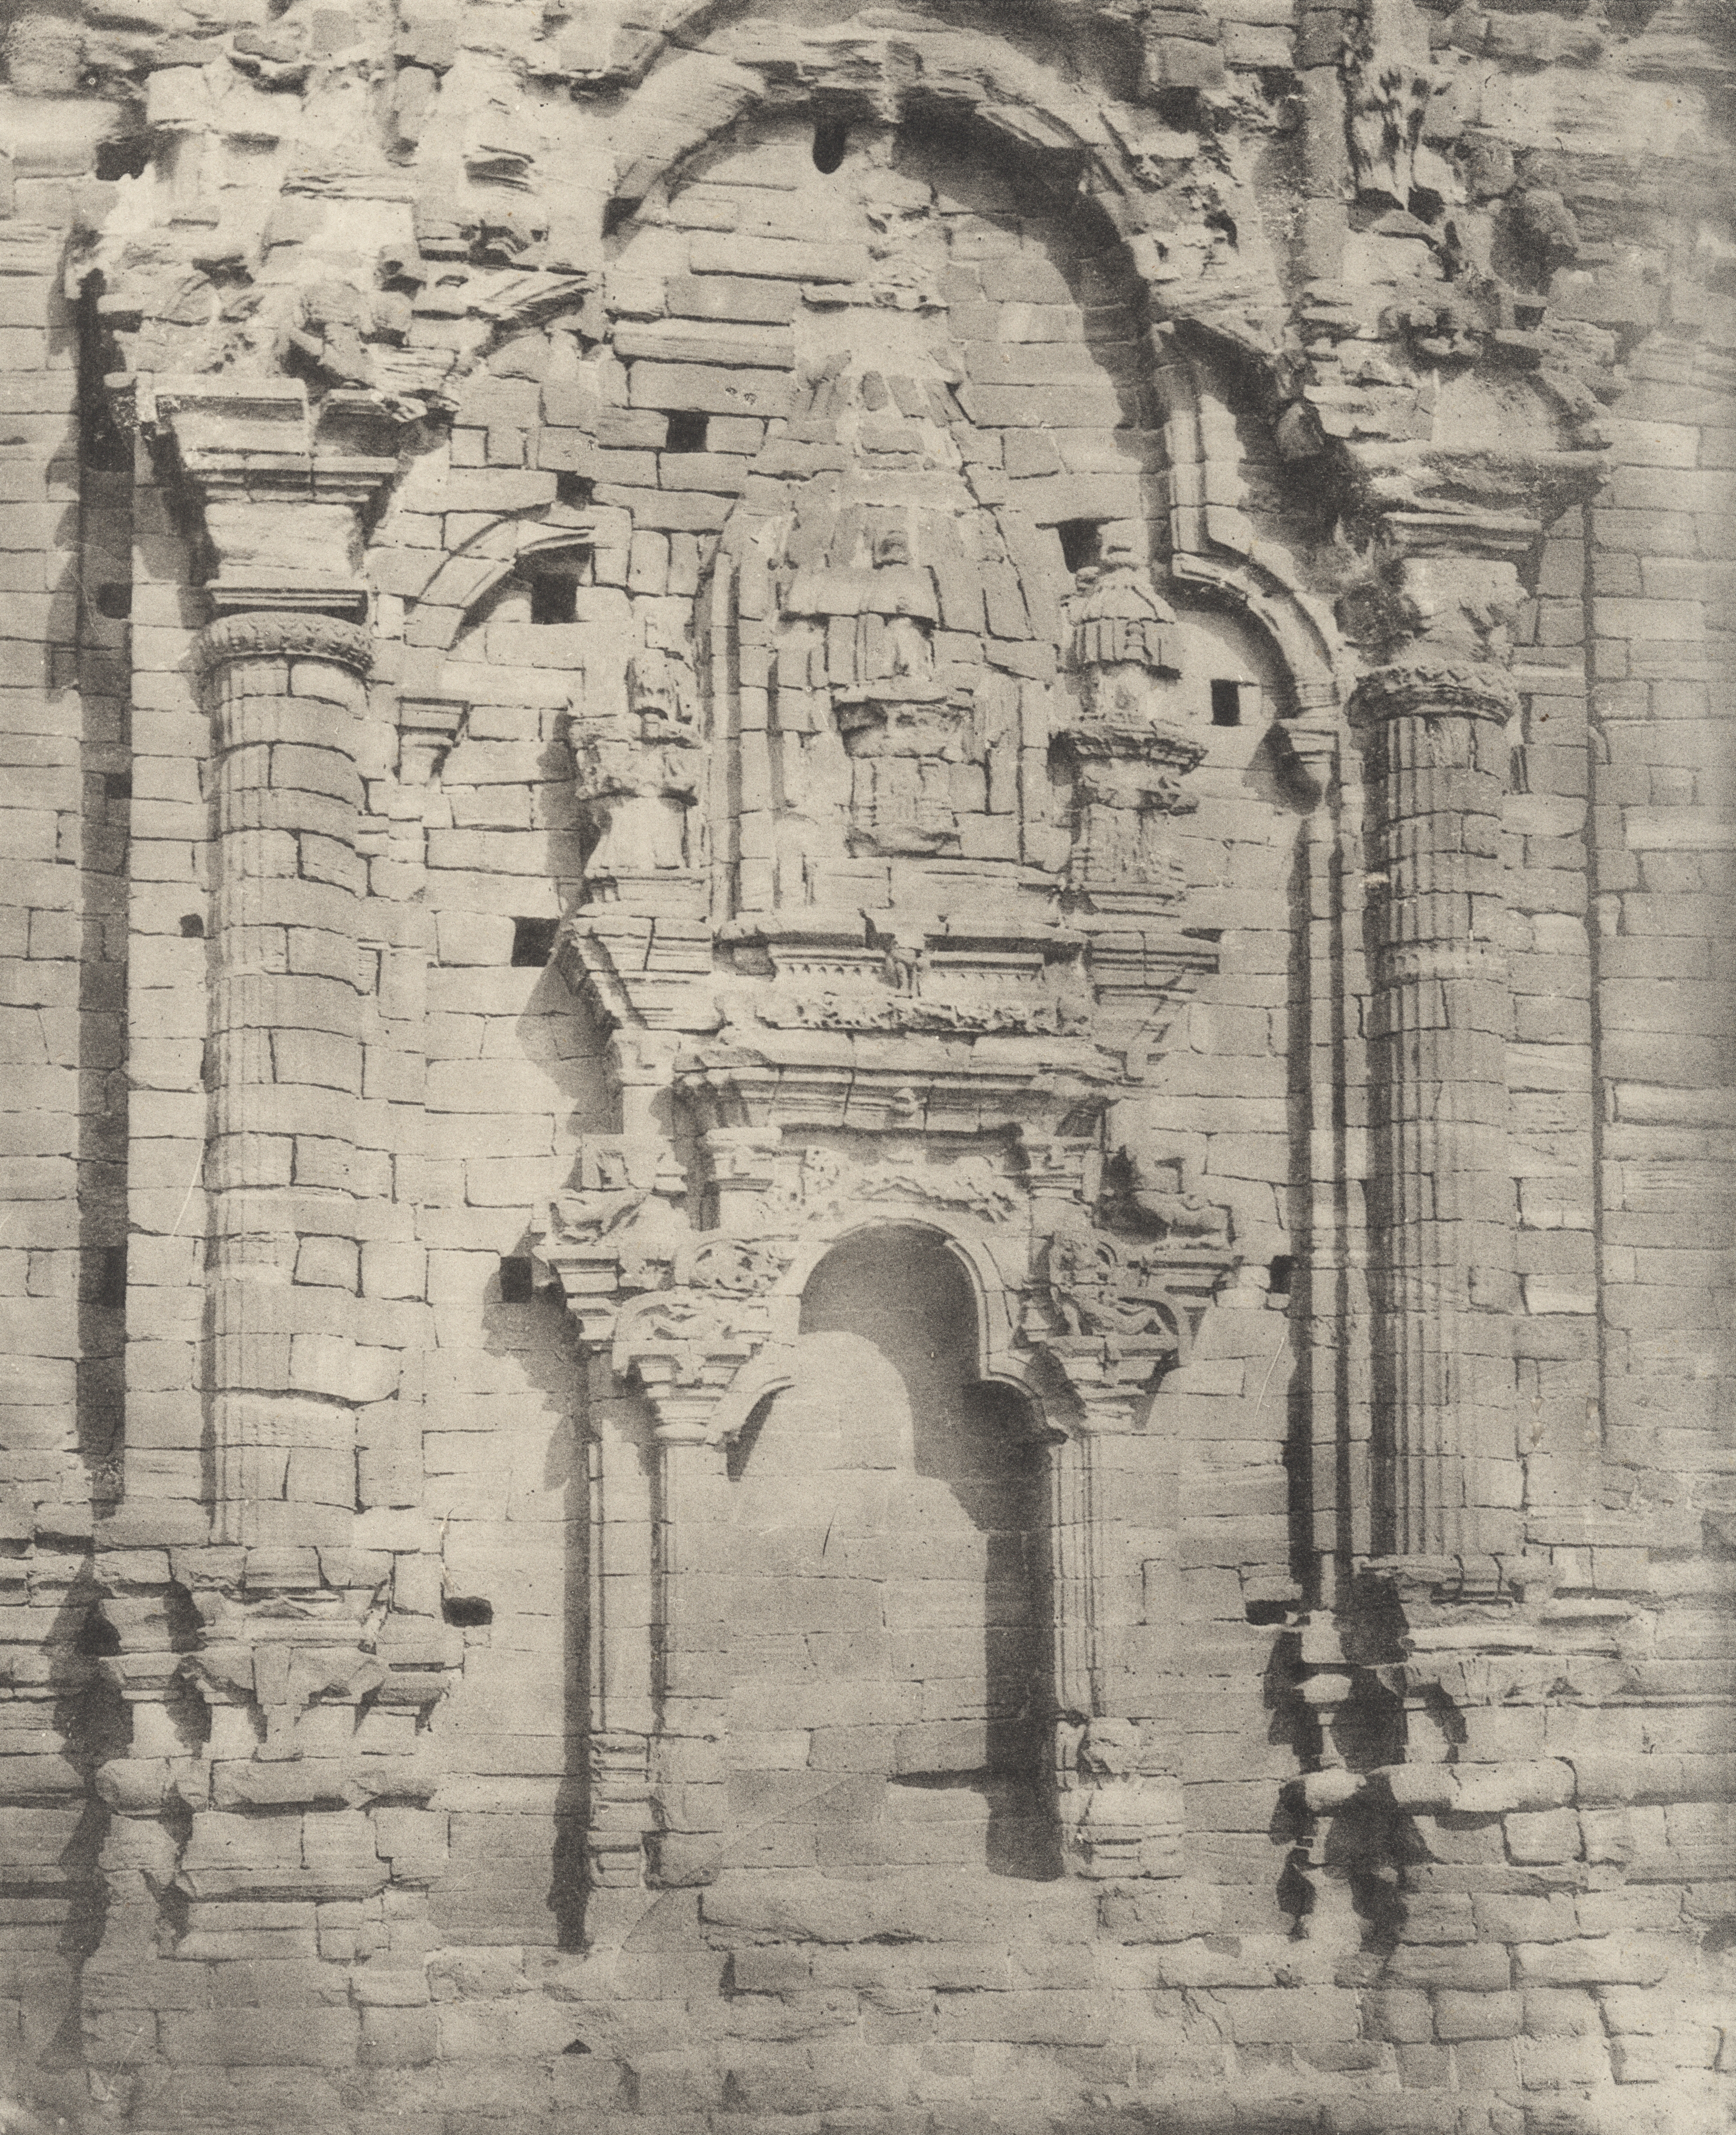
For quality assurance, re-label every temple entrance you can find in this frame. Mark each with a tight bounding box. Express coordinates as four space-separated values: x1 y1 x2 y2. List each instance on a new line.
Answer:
722 1226 1056 1878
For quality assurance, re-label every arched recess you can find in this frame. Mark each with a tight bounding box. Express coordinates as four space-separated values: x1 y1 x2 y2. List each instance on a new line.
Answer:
721 1224 1060 1881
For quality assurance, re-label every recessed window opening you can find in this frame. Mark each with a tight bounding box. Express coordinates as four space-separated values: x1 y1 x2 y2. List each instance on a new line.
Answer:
812 116 849 174
442 1596 494 1627
665 410 708 453
95 582 131 619
498 1256 535 1303
511 916 558 967
529 576 577 625
1058 519 1102 574
178 913 204 937
1211 680 1243 727
555 472 593 508
1267 1254 1295 1297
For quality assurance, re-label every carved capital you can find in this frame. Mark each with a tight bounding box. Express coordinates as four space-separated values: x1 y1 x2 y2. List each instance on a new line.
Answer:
1347 660 1519 729
610 1286 770 1437
196 611 374 679
138 376 395 621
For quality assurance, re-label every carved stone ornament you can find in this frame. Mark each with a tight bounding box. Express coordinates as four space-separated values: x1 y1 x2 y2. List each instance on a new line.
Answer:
757 1143 1023 1228
1066 546 1181 719
675 1235 799 1296
610 1286 765 1403
1065 1718 1186 1879
1050 720 1205 907
1041 1214 1186 1346
195 611 374 677
569 650 705 895
1347 659 1521 728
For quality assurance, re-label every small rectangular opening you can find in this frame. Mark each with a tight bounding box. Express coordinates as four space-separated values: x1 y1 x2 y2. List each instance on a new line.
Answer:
1210 680 1242 727
665 411 708 453
555 473 593 508
1058 519 1102 574
511 917 558 968
499 1256 535 1304
530 577 577 626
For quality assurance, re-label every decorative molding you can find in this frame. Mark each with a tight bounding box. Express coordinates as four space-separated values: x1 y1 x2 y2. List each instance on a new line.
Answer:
1347 659 1521 728
196 611 374 678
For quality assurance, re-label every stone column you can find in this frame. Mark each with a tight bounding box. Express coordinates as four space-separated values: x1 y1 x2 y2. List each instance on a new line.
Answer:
196 612 374 1548
1348 659 1520 1561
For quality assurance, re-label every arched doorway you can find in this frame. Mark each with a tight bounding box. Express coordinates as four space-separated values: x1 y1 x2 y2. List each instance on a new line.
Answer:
723 1226 1056 1878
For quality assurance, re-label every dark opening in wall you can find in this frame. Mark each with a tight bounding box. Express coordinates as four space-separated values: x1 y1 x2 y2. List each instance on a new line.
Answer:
555 473 593 508
95 582 131 620
104 774 131 803
1058 519 1102 574
665 410 708 454
1267 1255 1294 1298
442 1596 494 1627
96 136 153 182
96 1245 127 1310
812 116 849 174
178 913 204 938
511 917 558 967
530 576 577 625
1211 680 1242 727
498 1257 535 1303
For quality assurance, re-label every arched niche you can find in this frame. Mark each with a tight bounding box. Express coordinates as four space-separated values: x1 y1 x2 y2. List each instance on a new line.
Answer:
721 1223 1059 1880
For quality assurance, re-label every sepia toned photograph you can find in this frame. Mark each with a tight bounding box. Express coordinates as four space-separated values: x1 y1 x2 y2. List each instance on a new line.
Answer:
0 0 1730 2128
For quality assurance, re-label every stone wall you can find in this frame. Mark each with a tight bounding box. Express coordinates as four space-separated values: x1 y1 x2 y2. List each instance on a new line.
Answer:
0 0 1730 2131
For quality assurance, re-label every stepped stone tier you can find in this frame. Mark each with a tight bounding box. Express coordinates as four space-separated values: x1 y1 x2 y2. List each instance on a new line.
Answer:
0 0 1730 2129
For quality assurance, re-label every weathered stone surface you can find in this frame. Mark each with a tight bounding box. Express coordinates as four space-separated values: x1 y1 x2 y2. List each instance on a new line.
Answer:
0 1 1729 2128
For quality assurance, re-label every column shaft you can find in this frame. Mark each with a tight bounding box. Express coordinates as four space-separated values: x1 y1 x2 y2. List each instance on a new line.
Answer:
198 614 372 1547
1351 662 1519 1560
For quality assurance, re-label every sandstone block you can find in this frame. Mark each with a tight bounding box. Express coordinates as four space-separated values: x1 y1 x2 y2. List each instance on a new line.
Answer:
1505 1809 1580 1864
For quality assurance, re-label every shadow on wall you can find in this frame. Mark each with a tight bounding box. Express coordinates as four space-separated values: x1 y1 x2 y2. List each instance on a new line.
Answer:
437 1268 593 1951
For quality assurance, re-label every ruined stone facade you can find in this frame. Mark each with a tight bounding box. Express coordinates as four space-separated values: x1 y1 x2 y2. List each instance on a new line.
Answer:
0 0 1732 2128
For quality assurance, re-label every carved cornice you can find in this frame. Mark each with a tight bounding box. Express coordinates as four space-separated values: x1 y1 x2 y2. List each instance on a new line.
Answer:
196 612 375 679
1347 659 1520 729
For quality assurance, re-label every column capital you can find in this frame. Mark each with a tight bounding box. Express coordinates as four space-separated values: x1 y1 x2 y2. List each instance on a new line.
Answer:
138 374 397 624
195 610 374 678
1348 658 1520 729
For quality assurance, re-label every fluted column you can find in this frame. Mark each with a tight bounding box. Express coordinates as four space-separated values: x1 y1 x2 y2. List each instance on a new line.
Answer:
196 612 374 1548
1348 659 1520 1561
